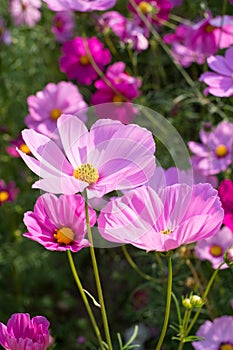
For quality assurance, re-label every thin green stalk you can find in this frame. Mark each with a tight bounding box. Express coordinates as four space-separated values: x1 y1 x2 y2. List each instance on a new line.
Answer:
155 254 173 350
84 190 113 350
67 250 104 350
121 245 158 282
177 261 225 350
185 262 224 336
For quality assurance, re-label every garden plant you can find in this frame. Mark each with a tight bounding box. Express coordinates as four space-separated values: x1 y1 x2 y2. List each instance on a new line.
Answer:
0 0 233 349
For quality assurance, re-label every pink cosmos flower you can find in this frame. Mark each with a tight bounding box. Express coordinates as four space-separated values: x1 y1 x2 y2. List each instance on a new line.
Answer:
91 62 142 123
199 46 233 97
0 180 19 207
97 11 149 52
192 316 233 350
23 193 95 251
0 18 11 46
195 226 233 269
188 121 233 175
59 37 111 85
25 81 87 137
218 179 233 232
164 15 233 66
147 164 217 191
128 0 172 26
9 0 41 27
0 313 52 350
164 23 206 67
18 114 156 198
43 0 117 12
185 14 233 56
230 0 233 4
98 183 223 252
52 11 74 43
6 134 31 158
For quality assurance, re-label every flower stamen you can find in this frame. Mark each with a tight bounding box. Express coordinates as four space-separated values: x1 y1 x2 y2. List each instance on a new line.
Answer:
54 226 74 244
50 108 62 121
138 1 155 14
220 344 233 350
79 55 90 65
19 143 31 154
0 191 9 202
160 228 173 235
215 144 228 157
112 95 125 104
209 244 223 257
73 163 99 185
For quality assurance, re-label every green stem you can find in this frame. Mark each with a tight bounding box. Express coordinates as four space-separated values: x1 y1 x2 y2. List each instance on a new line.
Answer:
84 190 113 350
178 262 225 350
66 250 104 350
122 245 158 282
185 262 224 336
155 255 173 350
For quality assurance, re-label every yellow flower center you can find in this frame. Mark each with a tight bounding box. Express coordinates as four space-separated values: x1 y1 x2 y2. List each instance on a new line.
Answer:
79 55 90 65
19 143 30 154
0 191 9 203
221 344 233 350
160 228 173 235
138 1 154 14
54 227 74 245
73 163 99 185
205 24 216 33
209 244 223 257
215 144 228 157
50 108 62 121
112 95 125 104
55 19 63 29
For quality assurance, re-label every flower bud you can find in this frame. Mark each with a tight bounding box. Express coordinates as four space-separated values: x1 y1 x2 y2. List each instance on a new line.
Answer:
190 295 203 308
182 298 192 309
224 244 233 267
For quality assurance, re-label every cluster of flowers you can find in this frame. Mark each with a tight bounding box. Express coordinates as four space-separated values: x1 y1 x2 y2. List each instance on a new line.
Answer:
2 0 233 349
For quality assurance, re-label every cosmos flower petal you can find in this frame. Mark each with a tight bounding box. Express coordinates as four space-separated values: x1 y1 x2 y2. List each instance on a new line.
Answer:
32 176 87 195
98 183 223 252
21 129 72 174
57 114 89 167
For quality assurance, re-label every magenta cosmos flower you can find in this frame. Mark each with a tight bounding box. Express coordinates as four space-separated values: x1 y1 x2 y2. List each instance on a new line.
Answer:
0 313 52 350
26 81 87 137
98 183 223 252
91 62 142 123
163 23 205 68
128 0 172 26
195 226 233 270
52 11 74 43
59 36 111 85
18 114 156 198
0 180 19 207
6 134 31 158
9 0 41 27
192 316 233 350
43 0 117 12
185 14 233 57
219 179 233 232
200 46 233 97
188 121 233 175
23 193 95 251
